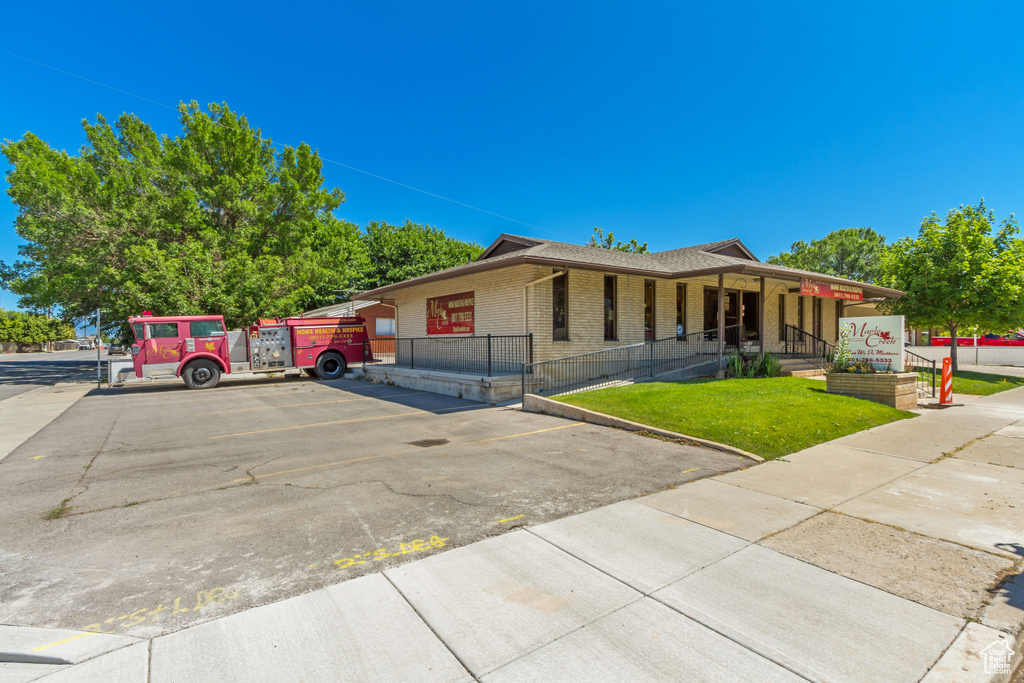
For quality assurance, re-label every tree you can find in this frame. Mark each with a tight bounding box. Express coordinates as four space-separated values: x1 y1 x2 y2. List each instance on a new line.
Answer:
1 102 367 332
356 220 483 291
879 200 1024 370
0 311 74 345
767 227 886 282
587 227 649 254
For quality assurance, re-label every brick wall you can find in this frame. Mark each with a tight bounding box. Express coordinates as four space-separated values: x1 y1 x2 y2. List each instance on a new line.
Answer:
390 263 841 362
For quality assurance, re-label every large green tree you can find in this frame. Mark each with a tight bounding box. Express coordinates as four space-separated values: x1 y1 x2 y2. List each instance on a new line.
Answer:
880 201 1024 370
587 227 649 253
1 102 366 331
768 227 886 282
357 220 483 291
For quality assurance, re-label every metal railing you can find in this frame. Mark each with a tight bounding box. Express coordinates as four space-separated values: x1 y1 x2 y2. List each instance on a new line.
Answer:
364 334 533 376
905 348 937 398
521 326 737 397
783 325 835 370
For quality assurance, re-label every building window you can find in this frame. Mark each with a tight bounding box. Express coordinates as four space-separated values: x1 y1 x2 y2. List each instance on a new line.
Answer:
797 296 805 331
604 275 617 341
644 279 656 341
778 293 786 341
552 270 568 341
375 318 396 336
676 283 686 335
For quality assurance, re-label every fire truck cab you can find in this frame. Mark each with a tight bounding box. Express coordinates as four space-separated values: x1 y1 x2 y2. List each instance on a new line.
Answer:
127 312 372 389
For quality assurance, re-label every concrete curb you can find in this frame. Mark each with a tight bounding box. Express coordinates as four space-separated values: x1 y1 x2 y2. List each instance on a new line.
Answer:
521 394 765 463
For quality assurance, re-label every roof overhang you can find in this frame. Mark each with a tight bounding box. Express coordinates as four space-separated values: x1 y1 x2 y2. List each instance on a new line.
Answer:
354 255 902 301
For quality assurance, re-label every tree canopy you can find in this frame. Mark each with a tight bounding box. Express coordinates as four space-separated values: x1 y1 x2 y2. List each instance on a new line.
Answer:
879 200 1024 369
356 220 483 291
767 227 886 283
0 311 75 345
1 102 366 330
587 227 649 254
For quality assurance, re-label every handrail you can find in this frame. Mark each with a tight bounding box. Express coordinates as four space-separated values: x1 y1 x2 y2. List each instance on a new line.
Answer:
521 325 740 397
904 348 937 398
783 324 835 370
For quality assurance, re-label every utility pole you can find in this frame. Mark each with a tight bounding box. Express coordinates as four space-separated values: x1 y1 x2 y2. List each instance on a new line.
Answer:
96 308 102 388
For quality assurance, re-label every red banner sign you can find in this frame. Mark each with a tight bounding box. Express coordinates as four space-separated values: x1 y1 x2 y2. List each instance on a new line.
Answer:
800 278 863 301
427 291 475 335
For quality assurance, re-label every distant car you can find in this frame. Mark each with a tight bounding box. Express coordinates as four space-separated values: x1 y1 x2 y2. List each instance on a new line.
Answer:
107 344 126 356
77 341 92 350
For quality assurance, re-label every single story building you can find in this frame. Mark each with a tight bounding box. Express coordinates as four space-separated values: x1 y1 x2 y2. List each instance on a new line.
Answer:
354 233 901 365
304 299 397 340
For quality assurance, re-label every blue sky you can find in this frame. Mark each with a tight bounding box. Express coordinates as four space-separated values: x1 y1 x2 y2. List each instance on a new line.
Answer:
3 2 1023 310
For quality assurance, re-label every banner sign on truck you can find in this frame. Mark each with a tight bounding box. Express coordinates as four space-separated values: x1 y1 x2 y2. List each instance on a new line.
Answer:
841 315 905 371
801 278 863 301
427 291 475 335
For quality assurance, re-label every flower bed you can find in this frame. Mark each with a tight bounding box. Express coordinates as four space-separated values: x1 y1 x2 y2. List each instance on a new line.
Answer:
825 372 918 410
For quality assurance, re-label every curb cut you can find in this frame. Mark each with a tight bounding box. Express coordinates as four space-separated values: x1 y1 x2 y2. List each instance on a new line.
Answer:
521 393 764 463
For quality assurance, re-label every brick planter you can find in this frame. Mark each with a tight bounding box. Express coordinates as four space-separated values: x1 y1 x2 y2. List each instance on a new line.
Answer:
826 372 918 411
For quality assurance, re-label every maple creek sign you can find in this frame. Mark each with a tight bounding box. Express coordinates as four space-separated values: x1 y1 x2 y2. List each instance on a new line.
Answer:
843 315 905 370
801 278 863 301
427 291 475 334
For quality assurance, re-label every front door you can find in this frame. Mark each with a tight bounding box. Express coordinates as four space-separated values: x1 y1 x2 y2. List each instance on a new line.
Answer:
141 322 185 377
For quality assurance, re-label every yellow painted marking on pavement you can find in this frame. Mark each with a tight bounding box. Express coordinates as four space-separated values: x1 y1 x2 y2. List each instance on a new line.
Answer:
28 455 46 461
236 422 579 482
681 468 699 474
196 392 420 416
212 411 426 439
496 514 525 524
32 631 97 651
467 422 582 444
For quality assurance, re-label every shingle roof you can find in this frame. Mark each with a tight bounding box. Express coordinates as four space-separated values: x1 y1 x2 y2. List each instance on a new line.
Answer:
354 233 902 299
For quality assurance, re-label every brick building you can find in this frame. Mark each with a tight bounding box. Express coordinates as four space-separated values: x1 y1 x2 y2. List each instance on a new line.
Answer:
354 234 900 364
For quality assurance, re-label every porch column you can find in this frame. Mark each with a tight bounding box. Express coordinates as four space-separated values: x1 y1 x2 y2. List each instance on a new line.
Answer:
759 276 765 356
717 274 725 377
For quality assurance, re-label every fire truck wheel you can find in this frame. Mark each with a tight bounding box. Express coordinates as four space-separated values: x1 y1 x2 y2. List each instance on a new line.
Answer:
302 368 317 377
182 359 221 389
315 352 347 380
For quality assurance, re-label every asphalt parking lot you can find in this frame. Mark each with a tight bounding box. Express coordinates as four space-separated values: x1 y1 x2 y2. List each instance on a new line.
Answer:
0 374 750 638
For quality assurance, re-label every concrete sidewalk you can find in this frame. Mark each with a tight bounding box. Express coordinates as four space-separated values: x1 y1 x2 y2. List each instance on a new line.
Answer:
5 389 1024 682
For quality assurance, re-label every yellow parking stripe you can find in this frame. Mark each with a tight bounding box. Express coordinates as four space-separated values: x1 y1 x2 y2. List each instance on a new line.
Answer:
466 422 583 444
195 392 420 416
211 411 428 439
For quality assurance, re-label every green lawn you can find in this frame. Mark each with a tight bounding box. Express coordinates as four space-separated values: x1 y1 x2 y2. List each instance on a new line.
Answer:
554 377 915 460
919 369 1024 396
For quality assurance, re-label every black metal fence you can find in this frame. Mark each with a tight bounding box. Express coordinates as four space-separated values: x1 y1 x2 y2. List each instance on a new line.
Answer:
905 348 937 398
521 326 737 397
783 325 835 369
364 334 533 376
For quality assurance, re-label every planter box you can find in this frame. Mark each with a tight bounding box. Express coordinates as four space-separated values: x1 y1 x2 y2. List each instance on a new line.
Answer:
826 372 918 411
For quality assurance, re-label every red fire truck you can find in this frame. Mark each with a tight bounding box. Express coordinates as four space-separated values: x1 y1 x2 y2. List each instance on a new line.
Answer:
126 312 373 389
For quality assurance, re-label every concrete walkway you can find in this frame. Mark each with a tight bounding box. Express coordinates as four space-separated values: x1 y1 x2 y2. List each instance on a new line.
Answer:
4 389 1024 682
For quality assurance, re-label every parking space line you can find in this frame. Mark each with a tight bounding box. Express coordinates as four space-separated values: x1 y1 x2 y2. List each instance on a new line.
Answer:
465 422 584 444
235 422 585 482
195 392 420 416
211 411 427 438
210 405 474 439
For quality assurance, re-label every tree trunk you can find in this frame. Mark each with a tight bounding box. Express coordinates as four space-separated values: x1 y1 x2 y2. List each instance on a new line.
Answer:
949 323 959 372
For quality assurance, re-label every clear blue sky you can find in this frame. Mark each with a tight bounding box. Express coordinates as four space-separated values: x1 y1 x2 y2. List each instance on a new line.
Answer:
3 1 1023 310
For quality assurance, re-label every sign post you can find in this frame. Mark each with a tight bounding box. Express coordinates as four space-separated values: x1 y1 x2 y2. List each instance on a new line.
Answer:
96 308 101 389
939 357 953 404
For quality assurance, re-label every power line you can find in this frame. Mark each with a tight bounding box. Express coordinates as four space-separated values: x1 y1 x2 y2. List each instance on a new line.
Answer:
0 47 562 237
